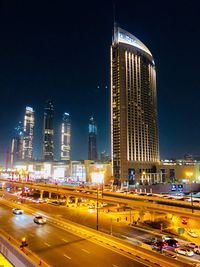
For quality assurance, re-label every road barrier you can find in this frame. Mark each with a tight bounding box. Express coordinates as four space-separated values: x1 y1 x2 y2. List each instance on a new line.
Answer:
0 227 50 267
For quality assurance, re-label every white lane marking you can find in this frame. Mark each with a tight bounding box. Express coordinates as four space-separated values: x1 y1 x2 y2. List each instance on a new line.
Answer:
112 265 119 267
81 248 90 254
64 254 71 259
62 238 68 243
44 242 50 247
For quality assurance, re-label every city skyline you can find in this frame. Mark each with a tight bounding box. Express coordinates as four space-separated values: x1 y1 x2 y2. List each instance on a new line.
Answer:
0 1 200 163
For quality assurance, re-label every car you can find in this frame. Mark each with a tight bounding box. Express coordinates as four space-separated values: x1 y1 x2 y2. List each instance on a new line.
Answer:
166 239 179 247
194 246 200 254
187 242 198 249
33 216 46 224
162 235 174 241
175 248 194 257
153 241 168 249
187 229 198 238
12 208 24 215
88 204 95 209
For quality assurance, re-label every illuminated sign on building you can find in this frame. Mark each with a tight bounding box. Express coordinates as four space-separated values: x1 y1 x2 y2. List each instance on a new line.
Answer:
115 27 152 57
91 172 104 184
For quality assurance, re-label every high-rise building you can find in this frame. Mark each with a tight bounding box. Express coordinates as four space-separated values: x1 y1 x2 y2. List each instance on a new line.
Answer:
13 121 24 162
22 107 35 160
100 150 110 163
61 112 71 161
43 100 54 161
111 25 159 184
88 116 98 161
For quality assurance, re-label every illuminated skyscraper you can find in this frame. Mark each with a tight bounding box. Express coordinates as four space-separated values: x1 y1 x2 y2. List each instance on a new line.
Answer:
111 26 159 184
11 121 24 164
88 116 98 161
61 112 71 161
14 121 24 161
43 100 54 161
22 107 35 160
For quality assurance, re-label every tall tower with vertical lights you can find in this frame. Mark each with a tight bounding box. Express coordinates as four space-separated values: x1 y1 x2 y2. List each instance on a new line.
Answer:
61 112 71 161
22 107 35 160
88 116 98 161
14 121 24 161
111 25 159 184
43 100 54 161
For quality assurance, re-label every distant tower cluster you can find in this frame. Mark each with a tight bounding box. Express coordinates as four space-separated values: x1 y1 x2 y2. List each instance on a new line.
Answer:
22 107 35 161
88 116 98 161
11 102 104 164
61 112 71 161
43 100 54 161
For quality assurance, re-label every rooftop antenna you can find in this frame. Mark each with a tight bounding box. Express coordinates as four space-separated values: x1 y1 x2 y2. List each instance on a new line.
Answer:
113 2 118 43
113 2 116 27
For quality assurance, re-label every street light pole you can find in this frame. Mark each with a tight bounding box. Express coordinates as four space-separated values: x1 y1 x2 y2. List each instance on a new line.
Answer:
110 218 113 235
191 182 194 213
96 188 99 231
186 172 194 213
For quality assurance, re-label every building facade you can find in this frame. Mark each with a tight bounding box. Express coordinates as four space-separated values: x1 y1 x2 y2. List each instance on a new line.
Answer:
43 100 54 161
111 26 160 184
61 112 71 161
22 107 35 161
88 116 98 161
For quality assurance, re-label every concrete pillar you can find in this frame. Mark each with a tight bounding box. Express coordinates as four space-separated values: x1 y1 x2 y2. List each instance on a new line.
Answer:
49 192 52 198
75 197 79 207
151 211 155 222
40 190 44 199
65 196 70 206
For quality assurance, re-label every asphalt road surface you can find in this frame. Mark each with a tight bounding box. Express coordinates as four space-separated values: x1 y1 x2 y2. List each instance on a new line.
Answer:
0 203 147 267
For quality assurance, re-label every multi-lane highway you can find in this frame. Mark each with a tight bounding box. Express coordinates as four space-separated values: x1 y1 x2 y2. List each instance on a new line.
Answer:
0 202 149 267
1 193 200 266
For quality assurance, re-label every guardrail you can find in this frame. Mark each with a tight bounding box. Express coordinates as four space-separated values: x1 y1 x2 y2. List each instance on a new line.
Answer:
0 198 193 267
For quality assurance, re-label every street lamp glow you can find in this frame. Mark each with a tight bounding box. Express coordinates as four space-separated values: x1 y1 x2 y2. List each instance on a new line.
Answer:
185 172 193 178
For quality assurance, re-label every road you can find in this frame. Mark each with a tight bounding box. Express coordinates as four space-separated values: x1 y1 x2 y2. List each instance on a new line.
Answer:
0 203 147 267
14 196 200 265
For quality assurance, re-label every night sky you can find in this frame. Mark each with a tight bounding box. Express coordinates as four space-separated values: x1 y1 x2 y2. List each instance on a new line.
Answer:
0 0 200 163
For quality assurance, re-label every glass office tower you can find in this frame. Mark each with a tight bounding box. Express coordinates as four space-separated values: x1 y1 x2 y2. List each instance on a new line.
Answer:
22 107 35 160
61 112 71 161
88 116 98 161
43 100 54 161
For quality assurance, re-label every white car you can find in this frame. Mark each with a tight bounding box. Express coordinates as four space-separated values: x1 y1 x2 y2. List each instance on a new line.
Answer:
194 246 200 254
33 216 46 224
88 204 95 209
13 208 24 215
175 248 194 257
187 229 198 238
